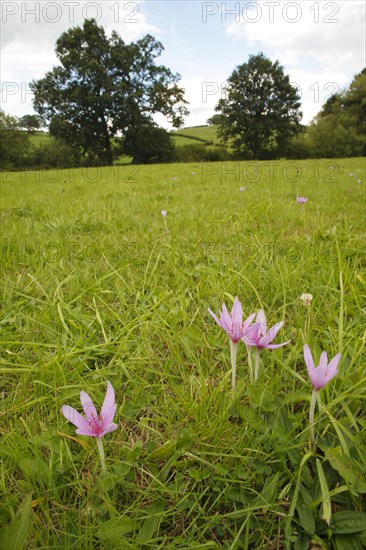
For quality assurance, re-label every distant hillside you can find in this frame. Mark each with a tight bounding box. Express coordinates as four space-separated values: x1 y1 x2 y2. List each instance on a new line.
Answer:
171 125 221 147
28 131 53 147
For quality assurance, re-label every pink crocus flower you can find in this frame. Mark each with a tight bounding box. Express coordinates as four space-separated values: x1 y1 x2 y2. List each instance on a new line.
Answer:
161 210 167 218
242 309 289 381
296 195 308 204
240 186 246 192
242 309 289 350
208 297 255 343
62 381 117 438
208 297 255 390
303 344 341 391
303 344 341 446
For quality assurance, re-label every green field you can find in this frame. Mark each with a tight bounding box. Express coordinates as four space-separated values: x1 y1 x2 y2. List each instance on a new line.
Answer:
28 131 53 147
1 158 365 548
171 125 220 147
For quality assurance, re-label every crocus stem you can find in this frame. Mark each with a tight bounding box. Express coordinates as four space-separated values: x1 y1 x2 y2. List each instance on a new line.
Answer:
163 218 168 232
305 309 311 339
229 340 238 391
246 346 253 381
254 348 261 381
309 388 318 447
97 437 106 472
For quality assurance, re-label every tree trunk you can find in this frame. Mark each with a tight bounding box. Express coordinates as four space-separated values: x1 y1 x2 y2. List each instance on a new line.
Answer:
102 121 113 166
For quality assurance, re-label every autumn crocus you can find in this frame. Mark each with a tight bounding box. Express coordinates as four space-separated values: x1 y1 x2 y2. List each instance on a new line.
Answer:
62 381 117 471
296 195 308 204
303 344 341 446
208 297 255 390
242 309 290 381
161 210 168 231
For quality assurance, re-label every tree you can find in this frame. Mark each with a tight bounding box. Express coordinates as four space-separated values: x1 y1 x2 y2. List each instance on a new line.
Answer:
306 68 366 158
30 19 189 166
19 114 42 133
123 123 176 164
206 114 225 126
215 53 302 159
0 110 31 169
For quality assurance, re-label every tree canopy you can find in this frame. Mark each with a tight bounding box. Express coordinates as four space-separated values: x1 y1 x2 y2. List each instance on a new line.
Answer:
30 19 188 165
19 114 42 133
0 111 31 169
215 53 302 159
305 68 366 158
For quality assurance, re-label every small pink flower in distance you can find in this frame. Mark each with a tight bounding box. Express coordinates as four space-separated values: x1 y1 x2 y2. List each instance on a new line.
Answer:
296 195 308 204
161 210 167 217
208 297 255 343
172 177 177 181
303 344 341 391
240 186 246 192
62 381 117 438
242 309 289 350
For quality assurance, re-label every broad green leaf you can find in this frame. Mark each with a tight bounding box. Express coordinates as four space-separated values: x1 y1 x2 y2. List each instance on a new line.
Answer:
296 489 315 535
333 534 364 550
0 493 32 550
188 467 211 481
316 459 332 525
294 532 311 550
331 511 366 534
139 501 165 542
323 446 366 493
146 439 176 462
97 516 136 543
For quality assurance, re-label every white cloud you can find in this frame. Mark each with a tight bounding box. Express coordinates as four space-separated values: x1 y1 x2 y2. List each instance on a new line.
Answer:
225 0 364 72
223 0 365 123
0 1 161 116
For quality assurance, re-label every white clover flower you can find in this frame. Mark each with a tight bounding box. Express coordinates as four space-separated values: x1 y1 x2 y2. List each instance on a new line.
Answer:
300 293 313 307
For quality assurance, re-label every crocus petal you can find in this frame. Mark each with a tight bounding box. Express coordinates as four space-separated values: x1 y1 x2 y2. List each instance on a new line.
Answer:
62 405 91 432
259 321 284 347
80 391 98 421
208 308 221 328
100 381 117 426
242 312 256 334
324 353 341 383
75 426 95 436
256 309 267 336
311 368 326 391
99 423 118 437
242 322 260 346
231 297 242 327
318 351 328 371
303 344 315 372
220 303 232 329
265 340 291 349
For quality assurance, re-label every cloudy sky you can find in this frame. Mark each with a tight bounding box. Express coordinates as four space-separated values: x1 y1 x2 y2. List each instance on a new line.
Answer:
1 0 365 128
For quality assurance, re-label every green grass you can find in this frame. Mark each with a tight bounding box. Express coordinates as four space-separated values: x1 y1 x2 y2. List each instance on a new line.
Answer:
28 131 53 147
0 158 365 549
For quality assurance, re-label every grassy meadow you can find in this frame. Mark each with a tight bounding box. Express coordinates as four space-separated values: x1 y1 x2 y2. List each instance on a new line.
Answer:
0 158 365 549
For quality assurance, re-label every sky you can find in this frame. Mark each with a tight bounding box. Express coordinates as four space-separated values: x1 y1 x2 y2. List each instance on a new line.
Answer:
1 0 365 128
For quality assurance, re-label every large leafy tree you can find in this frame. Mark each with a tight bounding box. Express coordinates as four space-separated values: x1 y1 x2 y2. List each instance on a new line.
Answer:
306 68 366 158
216 53 302 159
19 114 42 133
30 19 188 166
